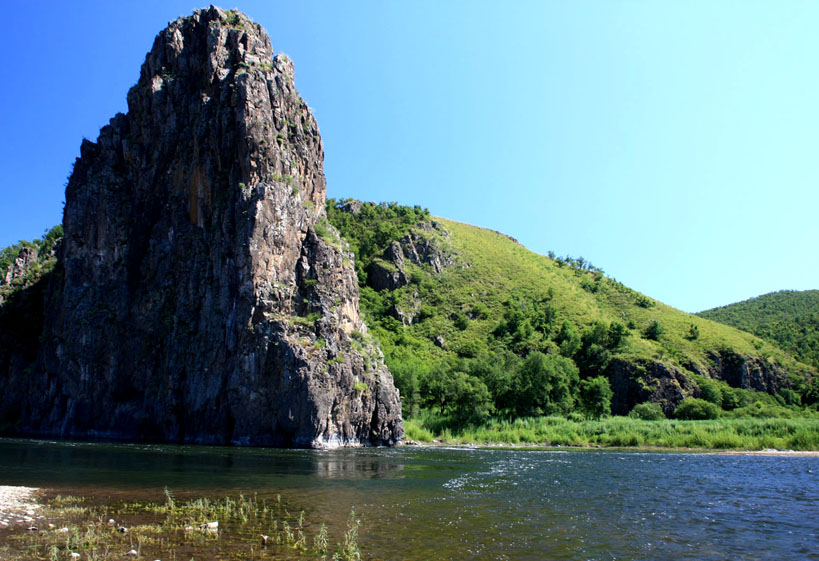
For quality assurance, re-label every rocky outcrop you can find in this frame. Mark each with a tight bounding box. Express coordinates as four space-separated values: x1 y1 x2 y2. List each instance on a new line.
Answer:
608 359 697 416
1 248 38 286
608 351 793 416
368 242 409 291
399 221 454 273
705 349 789 394
368 221 454 291
9 7 402 447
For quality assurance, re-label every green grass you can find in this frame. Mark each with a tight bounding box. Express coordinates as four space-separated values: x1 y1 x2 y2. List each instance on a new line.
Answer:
406 410 819 450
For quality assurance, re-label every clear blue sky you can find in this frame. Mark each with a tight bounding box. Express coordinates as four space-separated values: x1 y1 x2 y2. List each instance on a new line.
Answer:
1 1 817 313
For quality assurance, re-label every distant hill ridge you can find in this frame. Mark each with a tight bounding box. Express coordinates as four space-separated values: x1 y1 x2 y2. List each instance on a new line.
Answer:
698 290 819 371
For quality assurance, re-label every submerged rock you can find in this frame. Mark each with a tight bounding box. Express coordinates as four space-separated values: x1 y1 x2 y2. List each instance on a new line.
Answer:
12 7 402 447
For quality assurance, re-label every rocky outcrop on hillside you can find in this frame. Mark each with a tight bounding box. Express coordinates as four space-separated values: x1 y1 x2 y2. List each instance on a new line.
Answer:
607 352 793 415
1 248 38 287
5 7 402 447
705 350 790 394
368 221 454 291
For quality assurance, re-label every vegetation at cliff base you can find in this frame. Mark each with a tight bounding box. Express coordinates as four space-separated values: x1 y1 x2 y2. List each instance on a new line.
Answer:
403 412 819 450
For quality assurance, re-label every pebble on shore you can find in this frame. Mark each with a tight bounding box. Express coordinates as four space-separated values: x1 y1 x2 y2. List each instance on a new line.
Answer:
0 486 41 528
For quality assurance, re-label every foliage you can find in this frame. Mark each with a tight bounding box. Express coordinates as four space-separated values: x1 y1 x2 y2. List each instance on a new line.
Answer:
644 320 663 341
0 492 366 561
0 224 62 298
698 290 819 370
511 352 578 416
326 199 430 284
406 410 819 450
674 398 721 420
629 402 666 420
578 376 613 419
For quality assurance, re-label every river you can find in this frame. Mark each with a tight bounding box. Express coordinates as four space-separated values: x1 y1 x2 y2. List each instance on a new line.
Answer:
0 439 816 560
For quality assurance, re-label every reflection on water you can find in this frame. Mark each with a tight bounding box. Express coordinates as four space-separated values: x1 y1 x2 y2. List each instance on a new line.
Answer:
0 439 816 561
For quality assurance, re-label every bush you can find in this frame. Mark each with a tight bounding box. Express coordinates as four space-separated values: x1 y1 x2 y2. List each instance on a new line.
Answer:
696 377 724 406
512 352 578 416
578 376 613 419
674 398 721 420
644 320 663 341
629 402 666 420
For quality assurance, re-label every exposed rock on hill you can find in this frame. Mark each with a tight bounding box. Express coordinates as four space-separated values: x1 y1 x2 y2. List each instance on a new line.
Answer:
6 7 402 447
368 220 455 292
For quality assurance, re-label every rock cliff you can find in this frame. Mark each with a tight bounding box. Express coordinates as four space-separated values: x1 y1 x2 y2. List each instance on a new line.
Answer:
12 7 403 447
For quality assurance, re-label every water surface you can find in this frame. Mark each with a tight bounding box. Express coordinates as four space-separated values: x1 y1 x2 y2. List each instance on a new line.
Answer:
1 439 816 560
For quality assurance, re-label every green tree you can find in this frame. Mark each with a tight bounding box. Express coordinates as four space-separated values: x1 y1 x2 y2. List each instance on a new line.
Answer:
607 321 628 348
575 322 612 378
420 365 494 423
555 320 581 358
644 320 663 341
696 377 723 406
674 398 720 420
512 352 578 416
578 376 613 419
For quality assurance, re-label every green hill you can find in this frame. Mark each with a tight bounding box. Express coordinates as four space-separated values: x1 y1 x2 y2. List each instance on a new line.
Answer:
698 290 819 371
2 207 817 437
327 199 818 423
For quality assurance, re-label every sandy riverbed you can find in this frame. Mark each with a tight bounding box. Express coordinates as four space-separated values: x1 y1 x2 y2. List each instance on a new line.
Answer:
0 486 41 528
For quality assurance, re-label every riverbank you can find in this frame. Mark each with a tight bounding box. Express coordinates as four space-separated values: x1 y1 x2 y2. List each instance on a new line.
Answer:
402 440 819 457
403 413 819 451
0 491 362 561
0 486 41 528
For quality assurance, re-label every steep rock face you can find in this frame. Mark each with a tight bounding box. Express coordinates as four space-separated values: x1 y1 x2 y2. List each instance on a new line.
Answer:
17 7 402 447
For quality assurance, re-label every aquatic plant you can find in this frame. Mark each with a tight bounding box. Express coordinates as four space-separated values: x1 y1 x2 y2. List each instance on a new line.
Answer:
0 493 369 561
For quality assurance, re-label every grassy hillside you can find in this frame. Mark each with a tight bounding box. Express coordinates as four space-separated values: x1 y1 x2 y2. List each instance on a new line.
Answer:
2 209 817 448
328 199 818 427
698 290 819 370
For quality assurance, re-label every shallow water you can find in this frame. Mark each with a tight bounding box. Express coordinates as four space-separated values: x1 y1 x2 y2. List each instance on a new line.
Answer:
0 438 816 560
